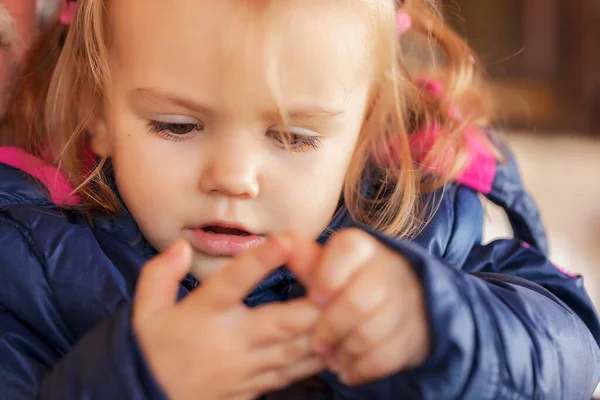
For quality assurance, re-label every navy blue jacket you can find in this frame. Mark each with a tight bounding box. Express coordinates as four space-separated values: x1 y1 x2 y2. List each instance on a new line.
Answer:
0 146 599 399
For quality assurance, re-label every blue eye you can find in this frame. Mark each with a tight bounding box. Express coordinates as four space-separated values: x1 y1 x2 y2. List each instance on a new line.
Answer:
266 129 322 152
147 120 204 140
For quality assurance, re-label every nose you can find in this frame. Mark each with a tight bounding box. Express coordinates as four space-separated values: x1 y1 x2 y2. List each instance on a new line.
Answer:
199 137 260 199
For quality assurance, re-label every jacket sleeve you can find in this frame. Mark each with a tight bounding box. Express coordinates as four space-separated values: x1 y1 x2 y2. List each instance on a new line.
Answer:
0 218 167 400
321 187 600 400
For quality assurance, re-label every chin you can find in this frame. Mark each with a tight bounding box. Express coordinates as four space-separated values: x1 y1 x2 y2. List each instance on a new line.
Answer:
189 252 231 281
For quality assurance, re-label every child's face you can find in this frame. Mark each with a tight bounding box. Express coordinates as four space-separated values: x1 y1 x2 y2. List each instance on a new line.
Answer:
94 0 372 278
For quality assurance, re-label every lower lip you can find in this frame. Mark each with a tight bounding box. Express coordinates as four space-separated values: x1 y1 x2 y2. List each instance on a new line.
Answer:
186 229 265 256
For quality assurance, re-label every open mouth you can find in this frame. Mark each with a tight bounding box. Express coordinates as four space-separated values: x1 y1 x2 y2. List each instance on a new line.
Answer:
188 223 265 257
201 226 252 236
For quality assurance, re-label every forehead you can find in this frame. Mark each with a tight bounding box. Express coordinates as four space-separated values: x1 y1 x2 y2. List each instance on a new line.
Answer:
109 0 371 109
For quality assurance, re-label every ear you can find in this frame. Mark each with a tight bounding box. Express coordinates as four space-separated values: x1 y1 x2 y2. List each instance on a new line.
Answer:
88 118 112 158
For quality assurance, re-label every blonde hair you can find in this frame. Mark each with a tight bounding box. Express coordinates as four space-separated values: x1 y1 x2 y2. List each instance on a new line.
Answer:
3 0 492 238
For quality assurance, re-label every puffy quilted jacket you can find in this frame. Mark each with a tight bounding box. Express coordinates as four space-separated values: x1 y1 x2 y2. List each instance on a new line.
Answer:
0 141 599 399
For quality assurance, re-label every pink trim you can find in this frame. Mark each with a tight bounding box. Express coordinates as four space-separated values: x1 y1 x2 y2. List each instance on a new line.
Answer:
375 78 496 193
553 264 578 278
0 147 81 205
410 126 496 194
379 125 496 194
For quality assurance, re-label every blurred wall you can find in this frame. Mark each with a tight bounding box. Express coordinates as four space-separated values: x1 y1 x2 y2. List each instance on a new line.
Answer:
444 0 600 134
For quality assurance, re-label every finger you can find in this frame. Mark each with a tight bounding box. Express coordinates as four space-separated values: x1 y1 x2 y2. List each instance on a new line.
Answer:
338 329 411 386
243 356 326 395
251 335 315 371
311 228 377 306
284 231 323 286
313 264 389 352
276 356 326 388
247 299 320 346
338 295 404 361
134 240 192 322
196 235 294 310
338 262 429 374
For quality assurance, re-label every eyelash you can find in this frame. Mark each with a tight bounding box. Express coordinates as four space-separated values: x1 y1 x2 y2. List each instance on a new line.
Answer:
147 121 322 151
266 129 322 152
147 121 204 141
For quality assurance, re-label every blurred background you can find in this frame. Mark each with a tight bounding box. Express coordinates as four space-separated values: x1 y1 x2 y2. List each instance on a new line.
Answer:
440 0 600 318
445 0 600 133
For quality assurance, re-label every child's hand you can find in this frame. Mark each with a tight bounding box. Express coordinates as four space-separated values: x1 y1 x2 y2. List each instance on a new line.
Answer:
291 229 431 386
133 238 324 400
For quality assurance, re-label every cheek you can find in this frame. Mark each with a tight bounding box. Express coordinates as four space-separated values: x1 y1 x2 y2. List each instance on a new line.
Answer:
110 114 197 197
112 130 164 198
270 137 357 238
109 120 197 249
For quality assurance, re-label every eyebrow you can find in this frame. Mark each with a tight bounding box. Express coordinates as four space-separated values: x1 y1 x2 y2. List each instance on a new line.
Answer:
133 88 216 115
132 88 345 121
276 107 346 121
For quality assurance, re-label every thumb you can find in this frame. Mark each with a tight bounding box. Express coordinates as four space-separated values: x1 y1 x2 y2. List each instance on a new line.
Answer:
134 239 192 322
